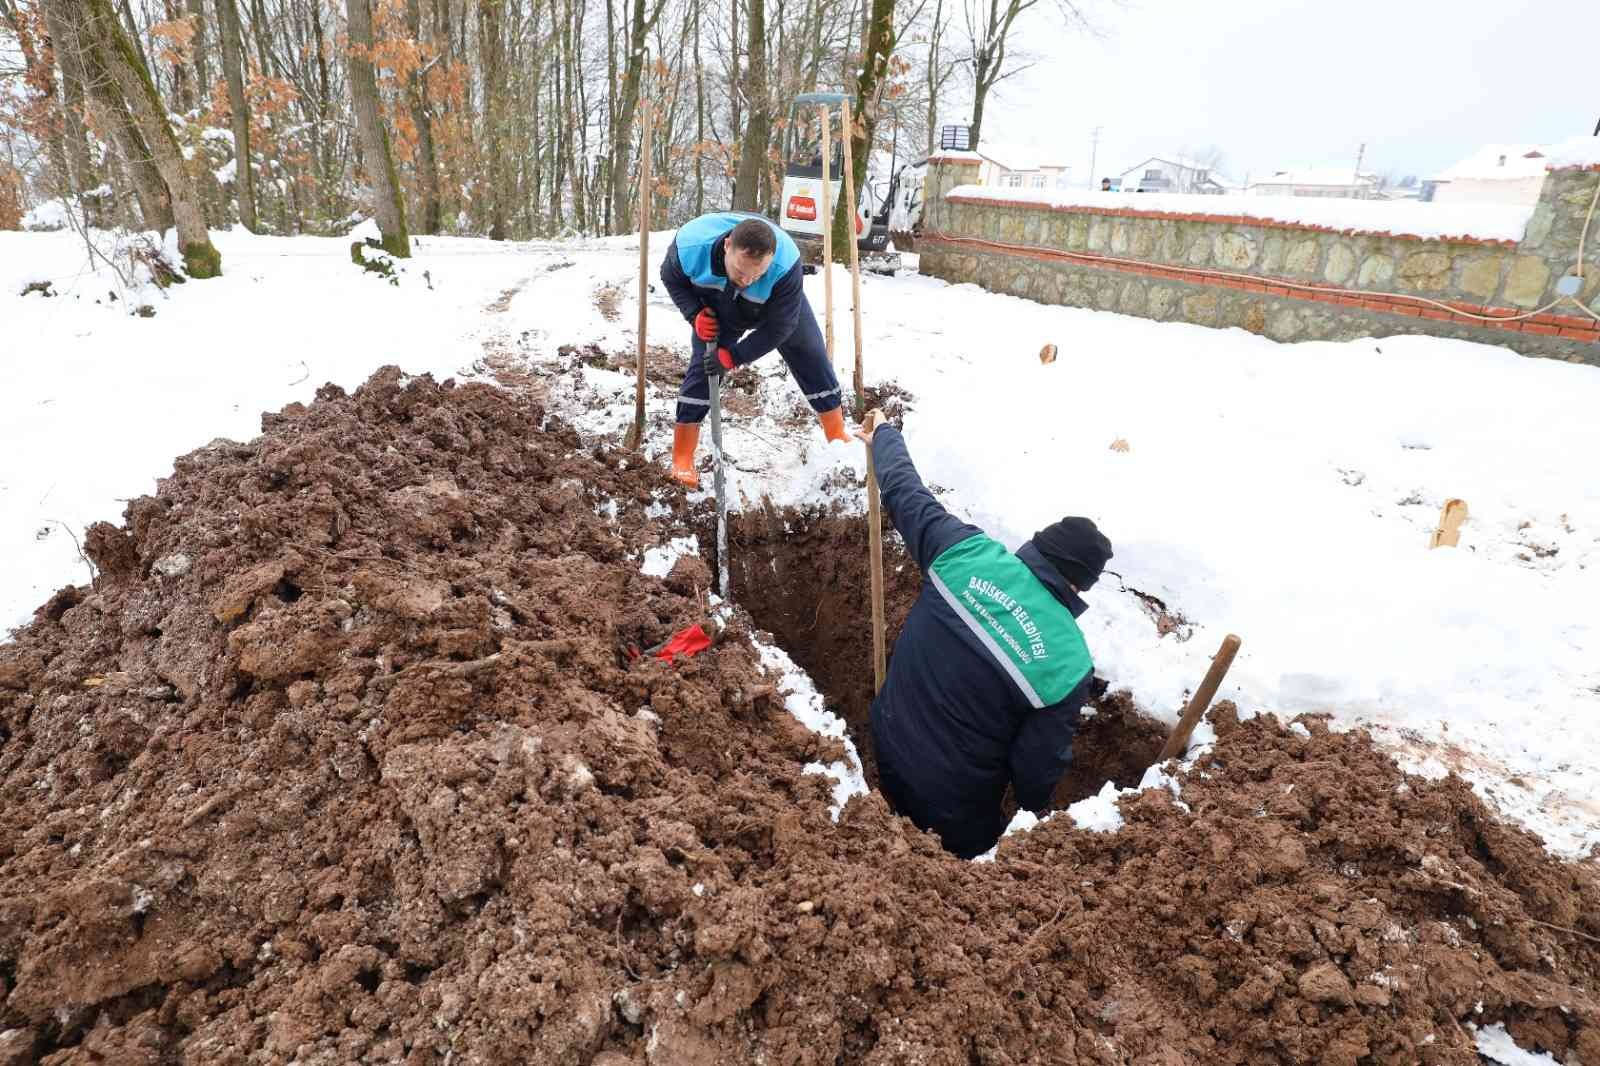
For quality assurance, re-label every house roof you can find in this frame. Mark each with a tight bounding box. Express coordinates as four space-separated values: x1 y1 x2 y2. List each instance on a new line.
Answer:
1250 168 1377 188
1432 143 1549 182
977 141 1072 173
1118 156 1223 177
1116 156 1240 189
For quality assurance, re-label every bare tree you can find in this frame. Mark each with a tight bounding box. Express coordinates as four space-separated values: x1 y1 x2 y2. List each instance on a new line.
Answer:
346 0 409 254
607 0 667 234
215 0 257 229
731 0 768 211
962 0 1103 147
921 0 956 154
402 0 441 232
829 0 893 250
77 0 220 273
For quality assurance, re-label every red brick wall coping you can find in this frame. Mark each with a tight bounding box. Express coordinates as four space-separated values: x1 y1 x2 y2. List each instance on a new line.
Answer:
918 233 1600 343
944 193 1522 248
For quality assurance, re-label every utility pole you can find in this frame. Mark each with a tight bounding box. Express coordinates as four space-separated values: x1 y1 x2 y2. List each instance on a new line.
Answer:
1353 141 1367 198
1088 126 1103 189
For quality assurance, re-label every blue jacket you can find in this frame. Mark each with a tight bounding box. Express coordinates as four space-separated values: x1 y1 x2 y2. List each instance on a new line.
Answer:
869 426 1094 854
660 212 805 366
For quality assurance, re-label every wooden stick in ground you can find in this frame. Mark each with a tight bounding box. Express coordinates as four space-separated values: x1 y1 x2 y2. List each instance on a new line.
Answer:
1157 633 1242 762
841 98 866 413
841 98 887 693
623 99 651 452
818 104 834 362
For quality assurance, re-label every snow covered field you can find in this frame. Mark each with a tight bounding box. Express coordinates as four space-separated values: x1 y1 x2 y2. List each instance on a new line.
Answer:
4 223 1598 859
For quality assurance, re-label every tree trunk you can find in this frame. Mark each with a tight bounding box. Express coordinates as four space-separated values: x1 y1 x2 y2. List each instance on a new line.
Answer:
44 0 171 229
607 0 656 234
730 0 765 212
691 0 703 215
215 0 257 230
185 0 208 100
924 0 943 155
725 0 738 161
163 0 195 109
248 0 273 75
563 0 586 231
476 0 507 239
310 0 335 225
33 0 102 215
346 0 411 255
115 0 152 77
81 0 221 273
829 0 893 251
969 70 989 148
52 19 102 212
403 0 441 233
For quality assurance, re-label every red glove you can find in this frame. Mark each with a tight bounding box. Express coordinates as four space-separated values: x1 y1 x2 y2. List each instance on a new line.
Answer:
693 308 719 342
704 344 735 378
655 624 713 664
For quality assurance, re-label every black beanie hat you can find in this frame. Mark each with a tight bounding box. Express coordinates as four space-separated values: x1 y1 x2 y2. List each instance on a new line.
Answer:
1033 517 1113 592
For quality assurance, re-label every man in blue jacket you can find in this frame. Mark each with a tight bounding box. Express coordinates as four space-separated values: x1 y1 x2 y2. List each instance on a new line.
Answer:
660 213 849 488
855 410 1113 859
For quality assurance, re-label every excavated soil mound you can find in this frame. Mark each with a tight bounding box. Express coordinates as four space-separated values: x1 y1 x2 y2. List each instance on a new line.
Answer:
2 370 1599 1066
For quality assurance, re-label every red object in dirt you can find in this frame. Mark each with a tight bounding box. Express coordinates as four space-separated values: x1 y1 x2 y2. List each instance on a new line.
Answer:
655 624 713 664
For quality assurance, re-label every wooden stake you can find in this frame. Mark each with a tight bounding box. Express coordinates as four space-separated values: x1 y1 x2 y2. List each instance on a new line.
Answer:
841 98 865 413
818 104 834 362
1157 634 1242 762
1429 498 1468 549
841 98 887 693
624 98 651 452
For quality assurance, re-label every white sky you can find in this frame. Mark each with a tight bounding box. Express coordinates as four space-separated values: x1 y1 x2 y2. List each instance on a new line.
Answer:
949 0 1600 187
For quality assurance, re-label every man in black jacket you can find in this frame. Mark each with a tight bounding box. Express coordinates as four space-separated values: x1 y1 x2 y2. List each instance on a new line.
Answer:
856 410 1113 858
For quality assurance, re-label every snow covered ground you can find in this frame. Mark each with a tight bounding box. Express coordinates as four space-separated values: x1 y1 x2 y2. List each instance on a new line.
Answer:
3 222 1598 859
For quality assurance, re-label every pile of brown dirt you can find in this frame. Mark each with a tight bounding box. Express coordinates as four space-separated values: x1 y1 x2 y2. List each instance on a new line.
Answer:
2 369 1598 1066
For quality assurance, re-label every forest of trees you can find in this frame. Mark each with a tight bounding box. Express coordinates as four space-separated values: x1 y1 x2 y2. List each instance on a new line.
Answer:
0 0 1093 271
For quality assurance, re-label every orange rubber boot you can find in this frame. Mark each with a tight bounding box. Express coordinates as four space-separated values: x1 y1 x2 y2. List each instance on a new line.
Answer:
818 407 850 443
670 422 701 488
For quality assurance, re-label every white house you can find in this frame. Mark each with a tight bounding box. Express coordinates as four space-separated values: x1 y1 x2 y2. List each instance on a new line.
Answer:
1247 168 1379 199
972 143 1074 191
1116 157 1233 195
1424 144 1549 206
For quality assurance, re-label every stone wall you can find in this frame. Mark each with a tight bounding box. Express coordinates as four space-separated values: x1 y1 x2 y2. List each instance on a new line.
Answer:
918 155 1600 364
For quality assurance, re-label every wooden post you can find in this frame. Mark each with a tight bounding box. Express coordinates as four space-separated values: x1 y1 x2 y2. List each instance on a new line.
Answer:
1157 634 1242 762
1429 499 1468 549
841 98 866 413
841 98 888 693
818 103 834 362
624 98 651 452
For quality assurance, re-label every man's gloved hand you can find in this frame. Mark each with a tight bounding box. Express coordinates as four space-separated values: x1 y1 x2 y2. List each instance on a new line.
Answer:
703 344 735 379
853 407 887 446
693 308 719 342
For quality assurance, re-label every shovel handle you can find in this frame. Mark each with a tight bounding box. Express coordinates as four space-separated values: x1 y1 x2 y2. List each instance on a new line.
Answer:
708 374 730 597
1157 633 1241 762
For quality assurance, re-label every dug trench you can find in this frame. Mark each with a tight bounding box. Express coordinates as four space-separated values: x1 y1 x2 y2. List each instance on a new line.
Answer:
720 507 1170 809
1 369 1598 1066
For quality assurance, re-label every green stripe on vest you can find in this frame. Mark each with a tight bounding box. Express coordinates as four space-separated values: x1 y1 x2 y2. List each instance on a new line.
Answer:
927 535 1093 709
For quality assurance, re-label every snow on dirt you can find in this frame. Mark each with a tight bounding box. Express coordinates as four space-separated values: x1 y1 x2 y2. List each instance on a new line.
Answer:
4 221 1599 868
